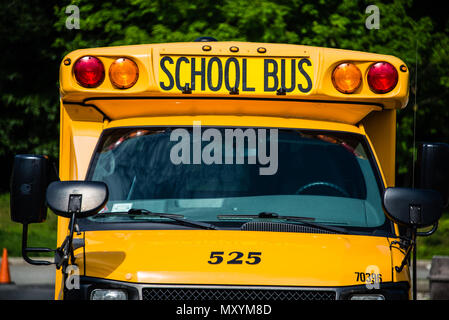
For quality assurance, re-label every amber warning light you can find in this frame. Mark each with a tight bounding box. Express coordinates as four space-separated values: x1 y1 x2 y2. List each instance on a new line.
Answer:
332 63 362 94
109 58 139 89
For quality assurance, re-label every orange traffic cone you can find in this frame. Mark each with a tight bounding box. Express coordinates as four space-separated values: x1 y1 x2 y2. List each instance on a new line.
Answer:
0 248 12 284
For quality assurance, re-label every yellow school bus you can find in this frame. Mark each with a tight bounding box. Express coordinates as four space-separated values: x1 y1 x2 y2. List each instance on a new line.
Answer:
9 39 449 302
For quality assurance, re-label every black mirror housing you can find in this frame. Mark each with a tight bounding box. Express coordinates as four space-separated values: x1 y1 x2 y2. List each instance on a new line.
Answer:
46 181 108 219
416 142 449 207
383 187 444 228
10 154 50 224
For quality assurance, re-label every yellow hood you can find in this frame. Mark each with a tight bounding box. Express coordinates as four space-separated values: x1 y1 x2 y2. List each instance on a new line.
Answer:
81 230 393 287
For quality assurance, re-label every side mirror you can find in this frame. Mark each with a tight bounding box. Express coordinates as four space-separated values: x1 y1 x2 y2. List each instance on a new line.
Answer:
10 155 50 224
416 142 449 207
46 181 109 219
46 181 108 270
383 187 444 228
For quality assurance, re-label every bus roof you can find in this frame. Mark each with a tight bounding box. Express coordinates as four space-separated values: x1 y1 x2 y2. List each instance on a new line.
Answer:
59 41 409 123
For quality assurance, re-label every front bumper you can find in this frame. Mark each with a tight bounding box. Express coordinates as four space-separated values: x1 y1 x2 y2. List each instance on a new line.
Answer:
64 276 410 300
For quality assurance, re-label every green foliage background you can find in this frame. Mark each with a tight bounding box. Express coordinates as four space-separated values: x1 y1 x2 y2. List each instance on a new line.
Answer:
1 0 448 188
0 0 448 257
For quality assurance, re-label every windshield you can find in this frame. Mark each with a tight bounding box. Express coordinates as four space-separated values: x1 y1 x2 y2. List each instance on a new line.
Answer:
84 126 389 233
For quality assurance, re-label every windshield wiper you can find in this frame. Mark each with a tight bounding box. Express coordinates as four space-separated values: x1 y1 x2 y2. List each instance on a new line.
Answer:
127 208 218 230
218 212 348 234
93 209 218 230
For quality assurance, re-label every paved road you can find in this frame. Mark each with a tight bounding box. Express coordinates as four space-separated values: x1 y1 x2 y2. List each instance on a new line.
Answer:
0 257 54 300
0 257 433 300
416 260 431 300
0 284 53 300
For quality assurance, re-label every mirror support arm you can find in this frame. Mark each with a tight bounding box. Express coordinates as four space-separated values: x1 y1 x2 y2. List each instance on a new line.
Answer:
55 196 80 271
394 233 415 274
21 224 55 266
55 215 78 271
416 222 438 237
67 212 77 265
412 231 417 301
21 196 81 268
394 226 419 300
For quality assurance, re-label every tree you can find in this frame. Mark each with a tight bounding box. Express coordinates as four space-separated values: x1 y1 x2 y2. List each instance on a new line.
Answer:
0 0 60 191
52 0 449 187
1 0 448 191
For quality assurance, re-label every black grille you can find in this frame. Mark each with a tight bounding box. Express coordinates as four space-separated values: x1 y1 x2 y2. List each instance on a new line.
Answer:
241 221 336 234
141 287 336 301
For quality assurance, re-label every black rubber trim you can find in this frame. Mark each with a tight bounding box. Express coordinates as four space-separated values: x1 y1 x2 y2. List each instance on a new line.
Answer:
64 276 139 300
62 95 385 114
64 276 409 300
336 281 409 300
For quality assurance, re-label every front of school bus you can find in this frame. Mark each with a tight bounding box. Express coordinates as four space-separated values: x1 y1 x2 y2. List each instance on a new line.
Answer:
52 41 415 300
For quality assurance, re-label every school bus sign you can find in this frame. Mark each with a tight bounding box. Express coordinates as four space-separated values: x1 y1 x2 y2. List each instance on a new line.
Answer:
159 56 313 95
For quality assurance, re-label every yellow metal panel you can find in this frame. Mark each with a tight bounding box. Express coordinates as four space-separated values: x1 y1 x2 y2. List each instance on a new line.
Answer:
91 99 381 125
59 42 409 111
69 122 103 180
64 104 104 122
390 240 411 285
361 109 397 187
104 114 363 134
82 230 393 287
55 101 104 299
